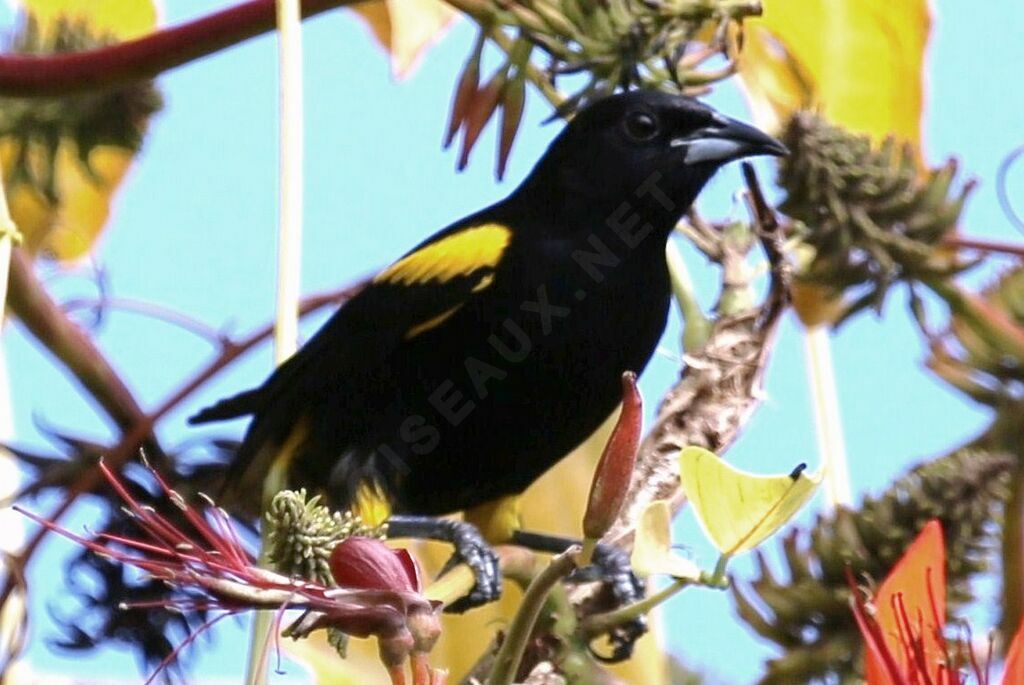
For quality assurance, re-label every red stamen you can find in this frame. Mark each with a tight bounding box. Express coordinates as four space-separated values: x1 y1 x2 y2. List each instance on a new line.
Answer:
98 462 194 551
146 463 247 567
142 611 236 685
847 568 908 685
209 503 254 568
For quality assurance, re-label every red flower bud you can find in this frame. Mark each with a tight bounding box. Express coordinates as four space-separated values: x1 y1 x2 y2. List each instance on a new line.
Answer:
329 536 422 593
496 76 526 180
458 73 504 171
582 371 643 543
444 53 480 149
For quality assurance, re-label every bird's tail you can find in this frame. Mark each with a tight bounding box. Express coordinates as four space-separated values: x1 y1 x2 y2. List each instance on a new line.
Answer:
189 387 264 424
219 418 310 516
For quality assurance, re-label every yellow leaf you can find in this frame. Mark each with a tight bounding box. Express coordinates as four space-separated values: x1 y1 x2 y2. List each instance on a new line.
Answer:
3 1 158 262
736 24 813 135
1 141 134 261
286 415 668 683
739 0 931 147
678 446 821 557
631 500 701 580
16 0 158 39
352 0 457 78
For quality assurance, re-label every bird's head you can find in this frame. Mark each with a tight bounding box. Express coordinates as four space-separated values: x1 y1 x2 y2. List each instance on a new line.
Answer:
515 91 787 232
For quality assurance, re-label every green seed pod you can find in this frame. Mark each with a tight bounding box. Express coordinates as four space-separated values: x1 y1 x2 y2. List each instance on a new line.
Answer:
778 112 976 325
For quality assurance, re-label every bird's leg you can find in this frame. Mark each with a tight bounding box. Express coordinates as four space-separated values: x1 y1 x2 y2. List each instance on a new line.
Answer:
511 530 647 662
385 514 502 613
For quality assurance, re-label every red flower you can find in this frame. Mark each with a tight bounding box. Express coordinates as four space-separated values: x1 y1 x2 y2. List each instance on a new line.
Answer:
850 519 1024 685
14 460 443 685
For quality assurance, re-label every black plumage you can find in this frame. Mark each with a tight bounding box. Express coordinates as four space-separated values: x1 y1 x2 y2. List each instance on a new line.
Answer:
191 90 785 526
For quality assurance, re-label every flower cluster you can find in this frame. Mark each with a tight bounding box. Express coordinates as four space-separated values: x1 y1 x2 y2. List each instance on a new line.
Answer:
15 460 443 685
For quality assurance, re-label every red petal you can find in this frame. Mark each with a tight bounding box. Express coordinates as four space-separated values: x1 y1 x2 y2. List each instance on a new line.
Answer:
865 520 946 684
457 75 503 171
1003 616 1024 684
330 537 421 593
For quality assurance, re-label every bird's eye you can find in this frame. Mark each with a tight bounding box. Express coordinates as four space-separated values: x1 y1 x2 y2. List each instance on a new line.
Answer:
624 111 660 141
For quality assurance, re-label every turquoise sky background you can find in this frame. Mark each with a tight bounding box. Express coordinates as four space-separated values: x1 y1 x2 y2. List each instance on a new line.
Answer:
4 0 1024 682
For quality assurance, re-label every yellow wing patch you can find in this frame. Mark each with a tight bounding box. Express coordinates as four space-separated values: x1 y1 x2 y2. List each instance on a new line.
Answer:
404 304 464 340
375 223 511 286
354 482 393 528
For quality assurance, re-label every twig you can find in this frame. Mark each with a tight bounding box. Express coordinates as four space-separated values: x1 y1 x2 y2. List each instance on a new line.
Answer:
581 577 689 638
740 162 790 321
425 545 540 609
740 163 783 258
605 170 790 548
61 296 230 347
0 177 14 318
486 548 579 685
943 235 1024 259
0 0 360 96
272 0 305 366
666 239 711 352
7 250 148 434
803 326 852 508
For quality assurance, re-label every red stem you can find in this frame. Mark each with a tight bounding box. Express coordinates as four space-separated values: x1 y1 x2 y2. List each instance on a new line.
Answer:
0 0 358 96
7 249 148 433
944 235 1024 258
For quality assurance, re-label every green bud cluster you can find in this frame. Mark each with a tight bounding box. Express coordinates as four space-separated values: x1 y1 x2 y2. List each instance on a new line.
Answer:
458 0 760 113
264 490 384 657
778 112 975 324
264 489 382 584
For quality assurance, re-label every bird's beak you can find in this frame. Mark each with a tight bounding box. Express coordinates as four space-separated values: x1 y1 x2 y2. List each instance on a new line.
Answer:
672 114 788 164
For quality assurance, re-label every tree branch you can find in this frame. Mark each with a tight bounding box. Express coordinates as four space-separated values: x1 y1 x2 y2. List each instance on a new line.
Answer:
605 166 790 549
0 273 368 613
0 0 360 96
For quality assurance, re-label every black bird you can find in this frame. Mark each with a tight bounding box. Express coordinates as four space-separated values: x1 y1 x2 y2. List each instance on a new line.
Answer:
191 90 784 651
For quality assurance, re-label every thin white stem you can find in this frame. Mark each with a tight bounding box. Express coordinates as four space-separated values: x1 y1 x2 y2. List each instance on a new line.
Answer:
0 182 13 315
803 326 851 509
0 350 27 675
273 0 304 365
245 0 304 682
0 178 26 673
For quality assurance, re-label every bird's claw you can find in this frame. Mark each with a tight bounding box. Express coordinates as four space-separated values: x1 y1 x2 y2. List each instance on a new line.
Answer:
437 520 502 613
571 542 647 662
